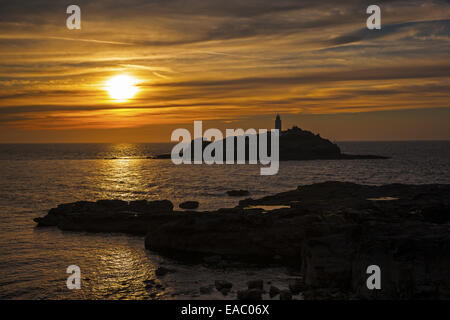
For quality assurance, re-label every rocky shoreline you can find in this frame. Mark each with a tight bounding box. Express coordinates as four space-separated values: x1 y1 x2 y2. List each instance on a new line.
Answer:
34 181 450 299
150 152 388 160
150 126 389 161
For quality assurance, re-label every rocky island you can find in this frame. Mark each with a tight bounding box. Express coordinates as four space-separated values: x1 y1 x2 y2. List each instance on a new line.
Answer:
151 115 388 161
151 125 388 161
34 181 450 299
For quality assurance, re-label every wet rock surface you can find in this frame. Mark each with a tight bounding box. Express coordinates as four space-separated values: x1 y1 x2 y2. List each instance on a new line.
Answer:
34 181 450 299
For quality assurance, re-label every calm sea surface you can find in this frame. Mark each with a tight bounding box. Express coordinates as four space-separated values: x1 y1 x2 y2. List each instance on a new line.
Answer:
1 141 449 299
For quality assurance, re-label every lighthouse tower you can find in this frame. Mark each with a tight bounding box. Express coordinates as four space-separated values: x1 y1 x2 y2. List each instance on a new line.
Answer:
275 114 282 132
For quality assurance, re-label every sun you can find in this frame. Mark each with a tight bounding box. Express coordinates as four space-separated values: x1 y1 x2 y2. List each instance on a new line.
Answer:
105 75 139 101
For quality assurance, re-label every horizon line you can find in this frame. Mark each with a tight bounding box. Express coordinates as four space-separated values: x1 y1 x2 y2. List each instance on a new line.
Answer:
1 139 450 144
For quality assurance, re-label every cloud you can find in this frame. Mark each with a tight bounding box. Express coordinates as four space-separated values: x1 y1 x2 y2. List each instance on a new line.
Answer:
328 19 450 45
0 0 449 137
151 64 450 89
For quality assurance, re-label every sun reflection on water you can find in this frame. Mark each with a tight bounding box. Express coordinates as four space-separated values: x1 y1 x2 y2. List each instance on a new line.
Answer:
95 144 160 200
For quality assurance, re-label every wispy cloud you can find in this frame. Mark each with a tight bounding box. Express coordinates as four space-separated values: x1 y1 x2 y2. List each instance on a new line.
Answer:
0 0 449 141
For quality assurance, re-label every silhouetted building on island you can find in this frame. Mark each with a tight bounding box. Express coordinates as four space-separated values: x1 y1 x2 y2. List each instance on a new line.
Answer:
153 113 387 161
275 114 282 132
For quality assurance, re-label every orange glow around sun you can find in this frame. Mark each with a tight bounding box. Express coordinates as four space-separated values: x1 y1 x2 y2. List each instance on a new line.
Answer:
105 75 139 102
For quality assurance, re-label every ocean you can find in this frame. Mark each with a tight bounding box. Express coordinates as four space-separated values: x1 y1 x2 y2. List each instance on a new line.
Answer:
0 141 449 299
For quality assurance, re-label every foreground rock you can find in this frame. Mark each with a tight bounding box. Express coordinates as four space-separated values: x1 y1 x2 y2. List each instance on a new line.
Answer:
155 266 175 277
34 199 174 235
179 201 199 210
34 181 450 299
247 280 264 290
269 286 281 298
280 290 293 300
226 190 250 197
215 280 233 295
289 279 305 295
237 289 263 300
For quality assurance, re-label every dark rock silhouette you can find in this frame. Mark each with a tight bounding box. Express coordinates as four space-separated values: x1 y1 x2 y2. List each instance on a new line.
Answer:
179 201 199 210
269 285 281 298
34 199 174 234
152 126 388 161
247 280 264 290
226 190 250 197
199 286 213 294
34 181 450 299
280 290 293 300
215 280 233 292
289 279 305 295
149 154 171 159
155 266 175 277
237 289 263 300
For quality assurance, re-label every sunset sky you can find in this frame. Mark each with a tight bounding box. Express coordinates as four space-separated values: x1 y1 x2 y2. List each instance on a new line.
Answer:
0 0 449 142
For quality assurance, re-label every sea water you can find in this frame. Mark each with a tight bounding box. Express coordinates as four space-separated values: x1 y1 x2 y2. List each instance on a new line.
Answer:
0 141 449 299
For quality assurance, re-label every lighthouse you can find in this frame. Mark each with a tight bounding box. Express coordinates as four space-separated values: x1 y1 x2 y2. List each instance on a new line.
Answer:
275 114 282 132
